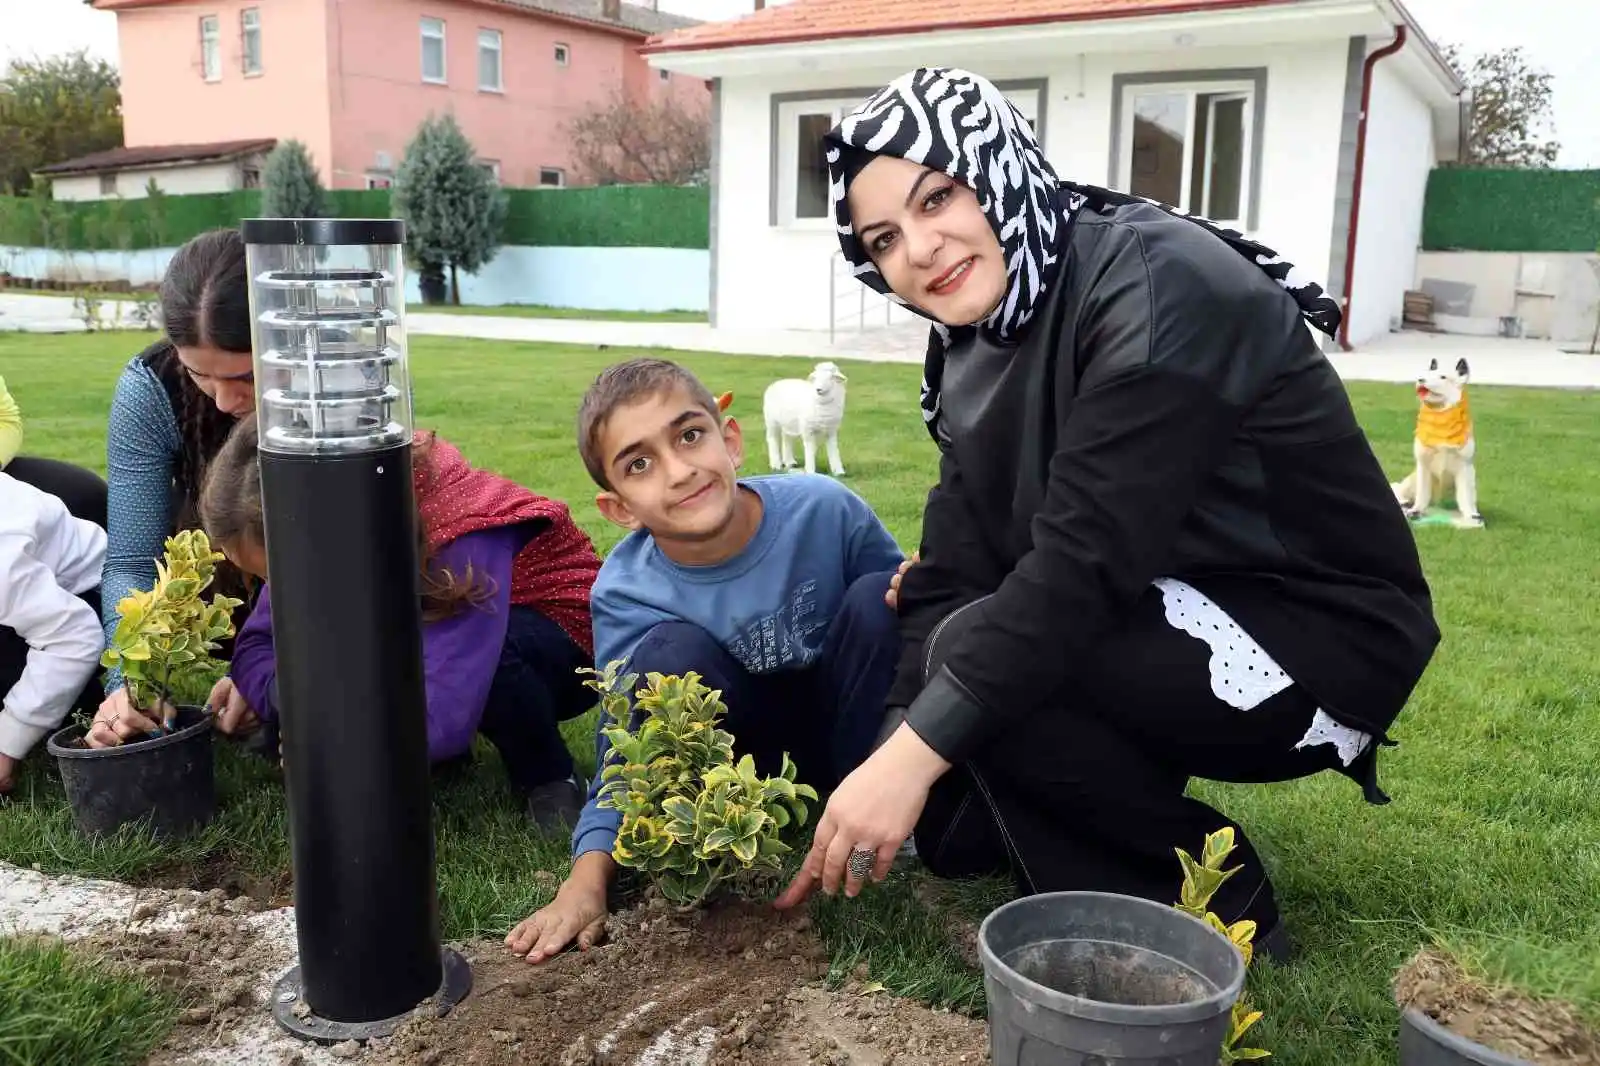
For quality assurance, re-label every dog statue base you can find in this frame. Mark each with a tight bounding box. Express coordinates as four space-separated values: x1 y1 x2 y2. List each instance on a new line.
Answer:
1391 357 1484 529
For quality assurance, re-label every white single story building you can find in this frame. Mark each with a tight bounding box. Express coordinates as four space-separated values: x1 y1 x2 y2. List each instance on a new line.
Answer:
37 139 276 202
643 0 1465 350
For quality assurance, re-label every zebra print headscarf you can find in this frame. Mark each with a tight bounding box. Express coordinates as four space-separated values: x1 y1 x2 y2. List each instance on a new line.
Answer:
824 67 1343 447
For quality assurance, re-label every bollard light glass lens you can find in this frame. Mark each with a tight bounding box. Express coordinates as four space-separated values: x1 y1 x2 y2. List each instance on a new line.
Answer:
242 219 412 456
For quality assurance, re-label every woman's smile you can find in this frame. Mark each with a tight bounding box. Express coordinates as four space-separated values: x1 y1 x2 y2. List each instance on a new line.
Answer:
927 257 976 296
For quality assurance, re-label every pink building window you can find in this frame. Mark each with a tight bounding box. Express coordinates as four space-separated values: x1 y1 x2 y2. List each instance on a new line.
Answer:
421 17 446 84
241 8 262 75
553 43 570 66
478 29 502 92
199 15 221 82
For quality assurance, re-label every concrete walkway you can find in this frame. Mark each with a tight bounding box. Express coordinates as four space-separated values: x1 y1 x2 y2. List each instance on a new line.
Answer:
5 292 1596 389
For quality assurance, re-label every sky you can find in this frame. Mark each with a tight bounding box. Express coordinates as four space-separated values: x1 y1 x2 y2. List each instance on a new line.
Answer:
2 0 1592 167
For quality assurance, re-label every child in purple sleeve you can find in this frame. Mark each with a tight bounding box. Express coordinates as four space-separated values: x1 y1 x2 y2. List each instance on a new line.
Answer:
199 416 604 831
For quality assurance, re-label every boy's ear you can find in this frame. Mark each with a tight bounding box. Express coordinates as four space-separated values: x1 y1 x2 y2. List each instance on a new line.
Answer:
722 415 745 470
595 490 643 532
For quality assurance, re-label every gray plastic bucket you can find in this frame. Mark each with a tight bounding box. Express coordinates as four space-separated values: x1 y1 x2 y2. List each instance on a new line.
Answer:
977 890 1248 1065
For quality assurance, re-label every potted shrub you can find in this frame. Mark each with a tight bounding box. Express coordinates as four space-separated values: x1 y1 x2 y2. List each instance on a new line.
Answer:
1396 940 1599 1065
974 827 1267 1065
584 661 820 908
47 529 242 840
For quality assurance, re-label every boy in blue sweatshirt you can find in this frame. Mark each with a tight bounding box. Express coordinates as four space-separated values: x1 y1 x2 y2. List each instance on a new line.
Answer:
507 357 904 963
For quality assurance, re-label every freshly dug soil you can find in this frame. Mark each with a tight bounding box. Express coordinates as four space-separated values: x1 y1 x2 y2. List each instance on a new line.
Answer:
1395 948 1600 1066
365 894 991 1066
75 886 279 1059
145 852 293 908
36 869 990 1066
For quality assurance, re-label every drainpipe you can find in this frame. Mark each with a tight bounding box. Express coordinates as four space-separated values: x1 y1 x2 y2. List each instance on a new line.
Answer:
1338 23 1407 352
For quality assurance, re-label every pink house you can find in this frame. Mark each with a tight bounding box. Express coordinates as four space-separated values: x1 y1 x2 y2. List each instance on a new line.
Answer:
82 0 708 192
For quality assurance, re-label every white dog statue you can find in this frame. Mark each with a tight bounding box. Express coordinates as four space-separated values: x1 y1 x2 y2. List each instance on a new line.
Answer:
1392 357 1484 528
762 361 848 476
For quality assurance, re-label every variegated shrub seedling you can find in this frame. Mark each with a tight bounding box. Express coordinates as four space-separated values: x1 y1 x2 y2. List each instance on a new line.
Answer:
100 529 243 724
584 660 819 908
1174 827 1271 1062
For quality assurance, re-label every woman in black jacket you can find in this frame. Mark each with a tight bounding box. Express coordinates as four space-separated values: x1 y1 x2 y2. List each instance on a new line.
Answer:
774 68 1440 951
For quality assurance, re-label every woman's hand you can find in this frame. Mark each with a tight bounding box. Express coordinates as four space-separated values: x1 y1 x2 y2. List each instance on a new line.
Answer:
885 551 920 613
774 723 951 909
86 688 170 748
208 677 258 736
0 752 17 795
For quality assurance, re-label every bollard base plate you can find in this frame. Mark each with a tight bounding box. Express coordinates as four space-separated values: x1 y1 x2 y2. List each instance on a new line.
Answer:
272 947 473 1045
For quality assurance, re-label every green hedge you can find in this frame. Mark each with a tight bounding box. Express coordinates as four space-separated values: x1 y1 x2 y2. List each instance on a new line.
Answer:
0 184 708 251
502 185 707 249
1422 168 1600 252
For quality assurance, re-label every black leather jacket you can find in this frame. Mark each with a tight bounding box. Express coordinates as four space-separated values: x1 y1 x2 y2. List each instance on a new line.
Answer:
892 198 1440 769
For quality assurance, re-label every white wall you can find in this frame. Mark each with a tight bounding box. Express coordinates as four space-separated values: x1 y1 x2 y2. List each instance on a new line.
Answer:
1347 62 1435 346
0 244 709 313
1416 251 1600 345
713 39 1352 333
50 161 254 202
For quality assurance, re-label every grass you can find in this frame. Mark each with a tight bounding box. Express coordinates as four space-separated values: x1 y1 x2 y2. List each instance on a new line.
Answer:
2 330 1598 1064
0 937 178 1066
405 302 706 323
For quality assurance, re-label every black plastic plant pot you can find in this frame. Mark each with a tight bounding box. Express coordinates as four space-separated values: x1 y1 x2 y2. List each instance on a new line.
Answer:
46 705 217 840
977 890 1247 1066
1400 1008 1533 1065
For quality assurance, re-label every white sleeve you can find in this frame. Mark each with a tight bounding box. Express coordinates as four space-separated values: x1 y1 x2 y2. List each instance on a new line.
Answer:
0 533 104 759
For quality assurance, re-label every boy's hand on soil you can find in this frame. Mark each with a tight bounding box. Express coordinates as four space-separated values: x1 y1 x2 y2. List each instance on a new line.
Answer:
208 677 258 736
884 551 920 613
87 689 169 748
506 880 608 964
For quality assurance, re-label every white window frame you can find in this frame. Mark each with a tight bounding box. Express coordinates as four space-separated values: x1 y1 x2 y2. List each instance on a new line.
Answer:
365 173 393 190
477 159 501 183
775 97 858 229
98 173 117 196
775 85 1041 229
200 15 221 82
538 167 565 188
1115 78 1255 229
553 42 570 66
477 28 502 92
421 17 447 84
241 8 262 76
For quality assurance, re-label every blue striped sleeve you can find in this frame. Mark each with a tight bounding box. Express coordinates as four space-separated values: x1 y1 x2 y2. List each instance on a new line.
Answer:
100 359 181 692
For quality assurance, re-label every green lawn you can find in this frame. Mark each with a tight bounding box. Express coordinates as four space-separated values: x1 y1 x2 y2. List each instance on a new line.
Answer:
405 302 707 323
1 330 1597 1065
0 937 177 1066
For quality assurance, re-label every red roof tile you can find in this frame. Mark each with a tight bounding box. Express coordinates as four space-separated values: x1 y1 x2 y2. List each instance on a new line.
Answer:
644 0 1293 53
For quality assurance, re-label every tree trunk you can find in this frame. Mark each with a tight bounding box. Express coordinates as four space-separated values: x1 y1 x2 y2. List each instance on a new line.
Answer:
449 262 460 305
418 263 447 305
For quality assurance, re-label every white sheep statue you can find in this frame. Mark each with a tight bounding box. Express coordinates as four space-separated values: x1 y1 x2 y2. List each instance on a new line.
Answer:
762 361 848 477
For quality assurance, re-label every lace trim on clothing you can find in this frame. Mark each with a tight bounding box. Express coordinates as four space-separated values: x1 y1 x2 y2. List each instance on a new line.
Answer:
1153 578 1371 767
1293 709 1372 767
1153 577 1292 711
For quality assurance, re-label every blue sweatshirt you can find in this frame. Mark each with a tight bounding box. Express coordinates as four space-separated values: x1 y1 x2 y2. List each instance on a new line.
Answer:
570 473 904 859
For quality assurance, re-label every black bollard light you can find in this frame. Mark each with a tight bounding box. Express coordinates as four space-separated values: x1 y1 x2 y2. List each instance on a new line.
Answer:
241 218 471 1044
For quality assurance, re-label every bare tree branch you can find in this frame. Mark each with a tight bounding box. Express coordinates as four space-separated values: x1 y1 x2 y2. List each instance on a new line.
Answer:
565 90 710 186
